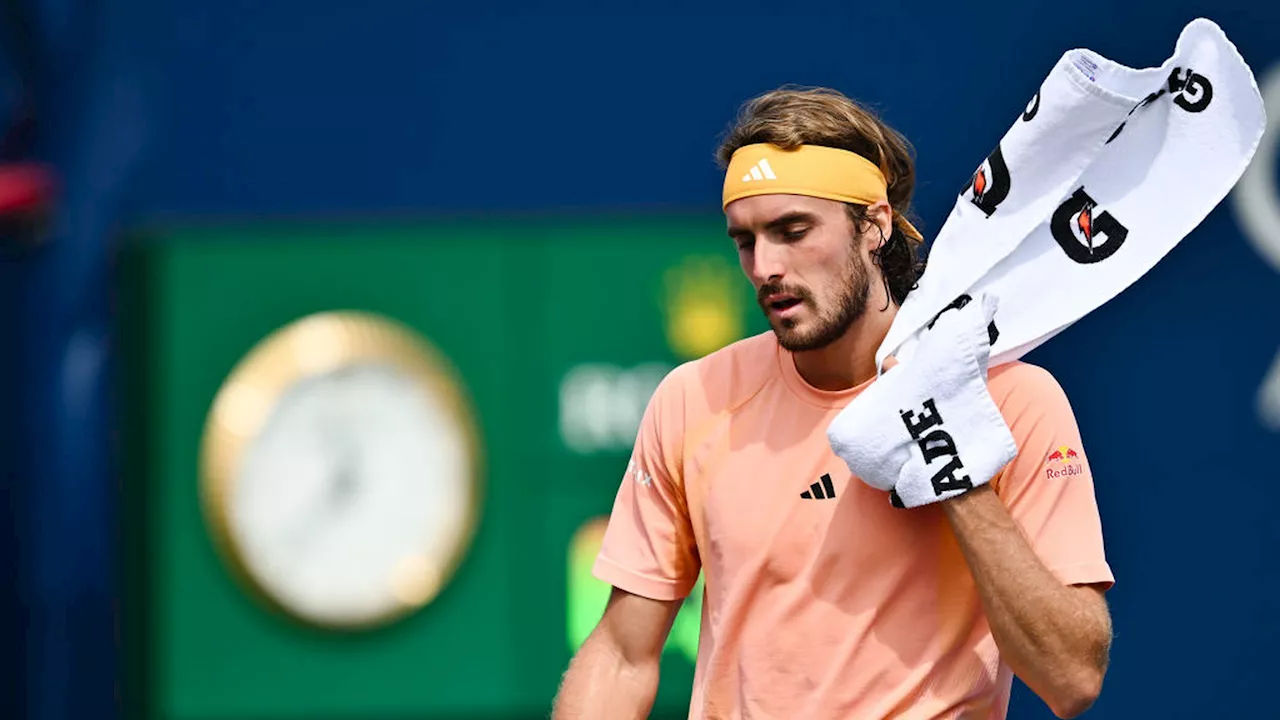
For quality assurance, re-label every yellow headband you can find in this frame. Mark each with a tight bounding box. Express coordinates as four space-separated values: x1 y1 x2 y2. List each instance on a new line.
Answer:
722 143 923 241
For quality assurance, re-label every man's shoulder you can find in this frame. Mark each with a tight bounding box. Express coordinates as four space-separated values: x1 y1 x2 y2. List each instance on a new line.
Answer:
987 360 1075 422
656 331 779 413
989 360 1060 391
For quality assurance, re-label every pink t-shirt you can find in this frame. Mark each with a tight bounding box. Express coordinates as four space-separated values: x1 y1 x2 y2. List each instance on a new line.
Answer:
593 331 1113 720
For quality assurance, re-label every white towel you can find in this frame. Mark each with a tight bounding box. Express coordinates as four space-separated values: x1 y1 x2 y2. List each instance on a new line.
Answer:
827 293 1017 508
877 18 1267 371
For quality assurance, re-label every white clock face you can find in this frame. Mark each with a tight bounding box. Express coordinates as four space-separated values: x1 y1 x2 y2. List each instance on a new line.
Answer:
226 361 475 628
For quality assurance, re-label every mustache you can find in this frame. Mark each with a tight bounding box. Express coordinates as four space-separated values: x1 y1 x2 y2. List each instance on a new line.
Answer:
757 282 813 306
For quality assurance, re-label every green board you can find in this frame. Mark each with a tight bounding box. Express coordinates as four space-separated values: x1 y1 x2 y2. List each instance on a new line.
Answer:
120 216 769 719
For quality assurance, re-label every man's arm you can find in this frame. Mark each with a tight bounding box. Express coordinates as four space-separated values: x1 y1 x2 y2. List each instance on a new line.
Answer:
556 363 696 717
942 485 1112 719
552 587 683 720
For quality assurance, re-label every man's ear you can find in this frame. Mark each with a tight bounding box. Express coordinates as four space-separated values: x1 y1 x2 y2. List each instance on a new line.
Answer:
864 200 894 250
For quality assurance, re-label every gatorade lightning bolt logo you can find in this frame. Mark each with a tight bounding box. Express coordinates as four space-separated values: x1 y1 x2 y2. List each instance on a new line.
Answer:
1078 205 1094 241
961 144 1011 217
1051 187 1129 264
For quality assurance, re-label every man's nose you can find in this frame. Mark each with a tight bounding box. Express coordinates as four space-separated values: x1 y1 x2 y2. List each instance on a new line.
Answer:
750 240 788 284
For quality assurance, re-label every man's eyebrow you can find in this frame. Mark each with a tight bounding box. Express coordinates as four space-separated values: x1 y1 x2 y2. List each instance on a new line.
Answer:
727 211 819 238
763 211 819 232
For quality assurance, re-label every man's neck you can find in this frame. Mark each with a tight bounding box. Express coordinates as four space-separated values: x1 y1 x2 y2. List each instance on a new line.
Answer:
792 302 898 391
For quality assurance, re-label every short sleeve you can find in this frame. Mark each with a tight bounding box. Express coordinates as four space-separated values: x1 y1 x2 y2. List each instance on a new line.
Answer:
991 364 1114 590
592 366 701 601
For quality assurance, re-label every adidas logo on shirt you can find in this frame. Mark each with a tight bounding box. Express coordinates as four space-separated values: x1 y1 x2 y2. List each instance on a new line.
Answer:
800 473 837 500
740 158 777 182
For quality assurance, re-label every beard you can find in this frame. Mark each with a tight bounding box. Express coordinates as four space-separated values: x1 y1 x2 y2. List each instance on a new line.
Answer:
758 249 872 353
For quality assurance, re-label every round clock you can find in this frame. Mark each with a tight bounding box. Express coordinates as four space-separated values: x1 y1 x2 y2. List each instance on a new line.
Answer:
199 311 482 630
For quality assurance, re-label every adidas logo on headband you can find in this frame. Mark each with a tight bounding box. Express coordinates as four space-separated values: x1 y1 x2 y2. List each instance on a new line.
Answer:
741 159 777 182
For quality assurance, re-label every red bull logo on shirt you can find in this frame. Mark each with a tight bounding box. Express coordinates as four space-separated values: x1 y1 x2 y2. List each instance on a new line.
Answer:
1045 445 1084 479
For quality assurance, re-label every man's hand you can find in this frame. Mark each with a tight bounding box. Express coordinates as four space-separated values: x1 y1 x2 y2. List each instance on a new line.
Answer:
943 485 1112 718
827 293 1017 508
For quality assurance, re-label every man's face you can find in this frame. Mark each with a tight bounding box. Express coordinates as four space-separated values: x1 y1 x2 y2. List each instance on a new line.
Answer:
726 194 876 352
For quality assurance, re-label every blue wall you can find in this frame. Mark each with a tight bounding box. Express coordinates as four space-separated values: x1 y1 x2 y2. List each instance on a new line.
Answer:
4 0 1279 718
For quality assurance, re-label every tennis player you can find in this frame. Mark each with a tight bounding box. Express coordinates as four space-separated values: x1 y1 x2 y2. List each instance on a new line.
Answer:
552 87 1114 720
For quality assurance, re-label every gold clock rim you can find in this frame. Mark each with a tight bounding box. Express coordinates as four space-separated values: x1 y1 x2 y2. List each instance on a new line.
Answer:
198 310 485 632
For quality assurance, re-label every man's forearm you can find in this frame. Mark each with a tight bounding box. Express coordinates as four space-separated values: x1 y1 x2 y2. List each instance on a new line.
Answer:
942 485 1111 718
552 631 660 720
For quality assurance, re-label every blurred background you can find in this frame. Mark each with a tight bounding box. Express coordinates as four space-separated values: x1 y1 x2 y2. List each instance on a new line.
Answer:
0 1 1277 719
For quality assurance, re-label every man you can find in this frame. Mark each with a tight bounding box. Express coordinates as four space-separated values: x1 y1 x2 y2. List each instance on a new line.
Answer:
552 87 1114 719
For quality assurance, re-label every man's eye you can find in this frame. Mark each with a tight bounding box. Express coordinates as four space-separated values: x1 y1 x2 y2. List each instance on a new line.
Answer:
783 227 808 241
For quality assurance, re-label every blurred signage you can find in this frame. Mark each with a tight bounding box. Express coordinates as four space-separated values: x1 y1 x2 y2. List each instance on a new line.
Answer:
558 362 671 454
122 218 765 719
